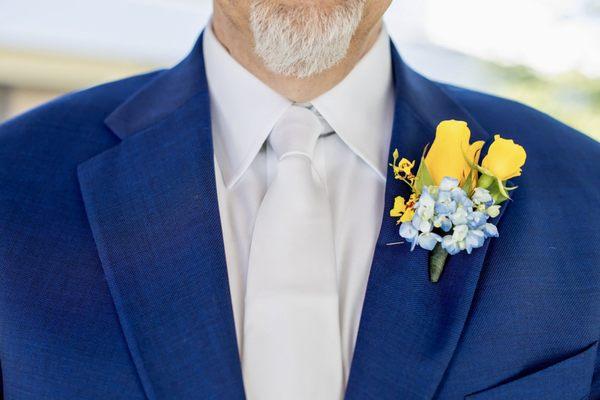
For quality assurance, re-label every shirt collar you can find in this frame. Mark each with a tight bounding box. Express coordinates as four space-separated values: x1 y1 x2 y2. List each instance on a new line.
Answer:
203 21 292 187
204 20 393 188
311 24 394 181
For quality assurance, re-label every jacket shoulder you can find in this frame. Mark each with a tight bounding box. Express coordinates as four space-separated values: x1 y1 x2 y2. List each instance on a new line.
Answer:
0 70 161 228
0 70 162 174
0 70 161 148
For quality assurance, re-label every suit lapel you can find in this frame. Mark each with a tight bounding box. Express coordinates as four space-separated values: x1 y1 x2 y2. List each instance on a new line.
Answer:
345 42 508 399
78 33 244 399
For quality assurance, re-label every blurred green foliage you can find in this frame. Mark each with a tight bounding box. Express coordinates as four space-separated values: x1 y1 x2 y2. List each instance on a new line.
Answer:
488 63 600 141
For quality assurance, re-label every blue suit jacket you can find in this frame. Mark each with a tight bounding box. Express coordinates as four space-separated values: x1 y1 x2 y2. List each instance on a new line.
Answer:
1 31 599 400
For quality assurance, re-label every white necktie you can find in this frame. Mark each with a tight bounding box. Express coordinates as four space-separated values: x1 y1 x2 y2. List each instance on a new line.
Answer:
242 105 343 400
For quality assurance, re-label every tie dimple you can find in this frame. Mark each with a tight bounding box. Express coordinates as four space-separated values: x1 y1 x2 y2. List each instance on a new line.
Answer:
268 105 323 161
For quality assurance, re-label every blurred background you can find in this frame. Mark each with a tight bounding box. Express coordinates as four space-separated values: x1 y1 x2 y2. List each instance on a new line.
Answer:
0 0 598 139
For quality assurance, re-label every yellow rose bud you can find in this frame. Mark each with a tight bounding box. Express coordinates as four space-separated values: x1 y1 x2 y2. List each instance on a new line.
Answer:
424 120 484 186
482 135 527 181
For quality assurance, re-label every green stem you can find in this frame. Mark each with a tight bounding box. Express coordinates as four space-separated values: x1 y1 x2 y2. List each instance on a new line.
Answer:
477 174 495 190
429 244 449 283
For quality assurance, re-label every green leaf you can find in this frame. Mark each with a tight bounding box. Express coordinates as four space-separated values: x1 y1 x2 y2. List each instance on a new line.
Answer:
415 159 435 194
477 174 495 190
461 172 473 194
484 175 511 204
415 145 434 194
429 244 449 283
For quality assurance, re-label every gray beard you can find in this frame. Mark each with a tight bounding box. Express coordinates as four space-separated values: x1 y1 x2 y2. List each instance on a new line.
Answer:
249 0 367 79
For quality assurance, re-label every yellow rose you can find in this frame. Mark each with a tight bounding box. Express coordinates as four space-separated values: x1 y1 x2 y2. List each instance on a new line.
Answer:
424 120 484 186
482 135 527 181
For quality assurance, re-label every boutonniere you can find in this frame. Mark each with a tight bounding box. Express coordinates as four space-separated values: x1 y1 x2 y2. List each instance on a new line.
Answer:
389 120 527 283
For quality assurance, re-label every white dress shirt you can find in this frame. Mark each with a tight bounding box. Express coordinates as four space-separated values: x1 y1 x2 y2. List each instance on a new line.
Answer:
203 20 394 382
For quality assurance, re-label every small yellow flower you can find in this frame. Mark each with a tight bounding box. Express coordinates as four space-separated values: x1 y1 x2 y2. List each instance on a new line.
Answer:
397 158 415 177
390 194 418 223
424 120 484 186
390 149 417 189
482 135 527 181
400 207 415 222
390 196 406 217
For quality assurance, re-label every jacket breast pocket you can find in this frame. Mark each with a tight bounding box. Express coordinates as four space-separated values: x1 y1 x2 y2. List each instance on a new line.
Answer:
465 342 598 400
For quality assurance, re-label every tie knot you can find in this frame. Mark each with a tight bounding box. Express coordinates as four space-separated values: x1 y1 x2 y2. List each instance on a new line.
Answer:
269 105 324 161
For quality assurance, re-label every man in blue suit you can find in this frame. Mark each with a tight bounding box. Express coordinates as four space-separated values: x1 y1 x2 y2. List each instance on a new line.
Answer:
1 0 599 398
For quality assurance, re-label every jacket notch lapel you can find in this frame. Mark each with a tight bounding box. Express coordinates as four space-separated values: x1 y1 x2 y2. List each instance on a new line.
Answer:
77 32 244 400
346 42 508 399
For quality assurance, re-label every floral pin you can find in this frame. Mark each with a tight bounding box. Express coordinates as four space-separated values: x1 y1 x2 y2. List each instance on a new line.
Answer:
389 120 527 283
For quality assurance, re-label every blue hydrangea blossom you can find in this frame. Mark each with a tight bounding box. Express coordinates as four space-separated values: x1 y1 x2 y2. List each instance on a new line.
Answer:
398 177 500 255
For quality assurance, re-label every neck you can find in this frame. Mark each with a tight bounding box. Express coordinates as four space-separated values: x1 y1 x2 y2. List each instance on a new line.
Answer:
211 6 383 103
